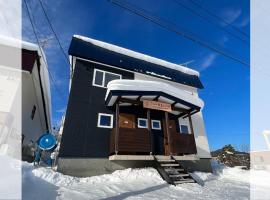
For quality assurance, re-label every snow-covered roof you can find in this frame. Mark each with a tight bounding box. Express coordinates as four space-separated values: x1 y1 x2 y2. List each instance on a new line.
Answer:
73 35 199 76
105 80 204 113
69 35 203 89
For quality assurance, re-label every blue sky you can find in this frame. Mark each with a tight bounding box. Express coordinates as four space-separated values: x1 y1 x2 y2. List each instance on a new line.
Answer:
22 0 250 151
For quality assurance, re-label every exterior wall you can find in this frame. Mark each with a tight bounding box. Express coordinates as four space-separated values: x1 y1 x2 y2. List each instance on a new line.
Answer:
57 157 212 177
58 59 134 158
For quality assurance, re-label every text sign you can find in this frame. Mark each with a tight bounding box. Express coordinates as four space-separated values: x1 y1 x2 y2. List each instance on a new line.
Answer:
143 100 172 112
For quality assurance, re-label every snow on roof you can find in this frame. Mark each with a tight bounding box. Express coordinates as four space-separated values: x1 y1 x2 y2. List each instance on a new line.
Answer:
106 79 204 108
73 35 200 77
0 35 39 52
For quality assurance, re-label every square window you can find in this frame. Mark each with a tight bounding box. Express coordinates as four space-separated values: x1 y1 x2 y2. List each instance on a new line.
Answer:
180 125 189 134
104 73 121 87
93 70 104 87
98 113 113 128
93 69 121 88
137 118 148 128
151 120 161 130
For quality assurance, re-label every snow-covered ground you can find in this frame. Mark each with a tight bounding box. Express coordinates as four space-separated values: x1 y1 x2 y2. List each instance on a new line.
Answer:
18 160 270 200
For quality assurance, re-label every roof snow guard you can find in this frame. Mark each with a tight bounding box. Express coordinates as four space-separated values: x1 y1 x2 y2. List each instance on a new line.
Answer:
105 80 204 116
69 35 204 89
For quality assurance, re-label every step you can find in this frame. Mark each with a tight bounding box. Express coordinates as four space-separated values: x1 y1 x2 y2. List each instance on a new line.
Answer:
165 168 184 172
169 174 190 178
157 159 175 162
174 179 195 184
160 163 179 167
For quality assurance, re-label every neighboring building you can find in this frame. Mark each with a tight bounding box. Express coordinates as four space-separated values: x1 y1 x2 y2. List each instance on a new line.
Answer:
0 36 52 159
57 35 212 177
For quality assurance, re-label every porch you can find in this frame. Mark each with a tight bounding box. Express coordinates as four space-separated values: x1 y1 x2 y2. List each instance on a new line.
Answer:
106 80 204 160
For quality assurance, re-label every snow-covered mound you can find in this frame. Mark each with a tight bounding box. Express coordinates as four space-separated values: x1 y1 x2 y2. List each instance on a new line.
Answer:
20 160 269 200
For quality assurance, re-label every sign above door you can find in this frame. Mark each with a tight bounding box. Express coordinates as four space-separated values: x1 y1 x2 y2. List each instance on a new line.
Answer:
143 100 172 112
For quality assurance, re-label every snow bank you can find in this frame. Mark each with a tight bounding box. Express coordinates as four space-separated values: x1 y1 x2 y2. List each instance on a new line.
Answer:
73 35 200 76
20 160 270 200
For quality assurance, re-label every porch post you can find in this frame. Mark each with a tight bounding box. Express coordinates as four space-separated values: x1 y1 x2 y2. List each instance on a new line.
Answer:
147 109 152 155
165 111 172 155
115 102 119 154
188 114 194 135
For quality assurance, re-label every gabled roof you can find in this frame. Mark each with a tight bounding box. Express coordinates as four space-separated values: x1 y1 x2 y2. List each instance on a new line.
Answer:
68 35 203 89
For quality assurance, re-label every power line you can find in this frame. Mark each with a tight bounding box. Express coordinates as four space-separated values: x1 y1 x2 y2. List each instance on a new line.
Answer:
108 0 249 67
189 0 249 38
172 0 249 45
23 0 66 101
38 0 70 65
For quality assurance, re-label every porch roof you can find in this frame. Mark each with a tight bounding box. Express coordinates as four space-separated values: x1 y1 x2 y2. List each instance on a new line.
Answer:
105 80 204 116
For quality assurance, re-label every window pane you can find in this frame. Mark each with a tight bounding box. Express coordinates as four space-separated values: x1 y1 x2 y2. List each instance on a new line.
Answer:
180 125 189 134
100 115 111 127
104 73 120 87
94 71 104 86
139 120 147 127
152 121 160 129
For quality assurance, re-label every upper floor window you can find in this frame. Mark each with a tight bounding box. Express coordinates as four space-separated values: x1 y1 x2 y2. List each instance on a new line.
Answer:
92 69 121 88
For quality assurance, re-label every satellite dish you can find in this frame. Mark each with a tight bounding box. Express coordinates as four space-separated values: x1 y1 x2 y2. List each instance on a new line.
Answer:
37 133 57 151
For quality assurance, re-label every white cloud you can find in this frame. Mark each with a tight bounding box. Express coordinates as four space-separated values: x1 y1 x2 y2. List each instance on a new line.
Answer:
221 8 242 26
200 53 218 70
235 16 250 28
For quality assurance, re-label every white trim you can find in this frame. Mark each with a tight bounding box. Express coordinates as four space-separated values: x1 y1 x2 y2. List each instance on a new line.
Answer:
92 68 122 88
151 120 161 130
179 124 189 134
97 113 114 128
137 118 148 128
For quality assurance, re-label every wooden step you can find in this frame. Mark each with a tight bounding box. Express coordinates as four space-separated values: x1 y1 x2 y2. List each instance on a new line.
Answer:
165 168 184 172
157 159 175 162
174 179 195 184
169 174 190 178
160 163 179 167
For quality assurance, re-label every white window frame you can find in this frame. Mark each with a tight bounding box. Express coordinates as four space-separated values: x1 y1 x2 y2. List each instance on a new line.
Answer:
179 124 189 134
137 118 148 128
151 120 161 130
92 68 122 88
97 113 114 128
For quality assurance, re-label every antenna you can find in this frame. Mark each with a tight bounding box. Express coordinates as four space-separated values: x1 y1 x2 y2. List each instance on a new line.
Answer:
179 60 195 67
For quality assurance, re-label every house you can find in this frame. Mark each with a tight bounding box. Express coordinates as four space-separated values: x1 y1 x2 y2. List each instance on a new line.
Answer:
0 36 52 159
57 35 212 178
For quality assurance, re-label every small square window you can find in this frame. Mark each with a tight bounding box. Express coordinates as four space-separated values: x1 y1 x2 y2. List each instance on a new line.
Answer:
98 113 113 128
151 120 161 130
137 118 148 128
180 125 189 134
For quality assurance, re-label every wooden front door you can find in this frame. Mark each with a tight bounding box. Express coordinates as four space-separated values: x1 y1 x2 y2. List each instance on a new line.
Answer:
119 113 135 128
163 119 177 155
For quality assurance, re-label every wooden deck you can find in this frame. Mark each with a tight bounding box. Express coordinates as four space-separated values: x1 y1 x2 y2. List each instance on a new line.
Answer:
109 128 151 155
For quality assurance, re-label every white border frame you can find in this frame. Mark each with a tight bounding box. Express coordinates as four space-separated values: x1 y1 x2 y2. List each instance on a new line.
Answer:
97 113 114 128
92 68 122 88
151 120 161 130
137 118 148 128
179 124 189 134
